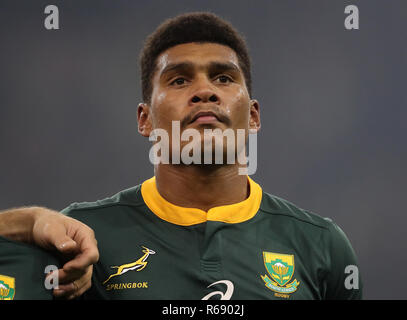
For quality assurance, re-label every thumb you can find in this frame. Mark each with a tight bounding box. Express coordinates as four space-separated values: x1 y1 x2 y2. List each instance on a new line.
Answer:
32 210 79 254
55 237 77 253
43 224 77 253
38 220 78 253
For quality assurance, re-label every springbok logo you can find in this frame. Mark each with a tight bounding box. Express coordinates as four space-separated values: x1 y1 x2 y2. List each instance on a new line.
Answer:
103 246 156 285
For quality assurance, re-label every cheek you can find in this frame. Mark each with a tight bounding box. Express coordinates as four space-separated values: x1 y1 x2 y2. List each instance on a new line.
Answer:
151 91 179 129
225 87 250 127
155 91 167 105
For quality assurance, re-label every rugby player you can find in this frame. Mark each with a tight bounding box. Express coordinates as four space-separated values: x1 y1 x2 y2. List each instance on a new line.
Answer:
0 12 362 300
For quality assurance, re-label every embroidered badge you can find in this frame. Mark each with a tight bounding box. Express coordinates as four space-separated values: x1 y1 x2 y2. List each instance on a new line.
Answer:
261 252 300 297
0 275 15 300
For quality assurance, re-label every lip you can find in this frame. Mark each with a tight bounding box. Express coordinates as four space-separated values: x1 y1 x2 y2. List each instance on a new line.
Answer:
190 111 221 124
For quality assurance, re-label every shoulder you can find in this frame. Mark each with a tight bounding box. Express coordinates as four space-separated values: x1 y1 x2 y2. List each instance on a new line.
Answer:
0 236 61 264
0 235 52 254
260 191 335 230
259 191 355 251
0 236 61 300
61 184 144 217
260 191 362 298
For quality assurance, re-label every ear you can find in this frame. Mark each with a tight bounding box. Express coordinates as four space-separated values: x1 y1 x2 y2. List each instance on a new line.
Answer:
249 99 261 133
137 103 153 137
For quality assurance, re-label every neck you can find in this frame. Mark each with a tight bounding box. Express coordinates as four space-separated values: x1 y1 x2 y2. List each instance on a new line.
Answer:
154 164 249 212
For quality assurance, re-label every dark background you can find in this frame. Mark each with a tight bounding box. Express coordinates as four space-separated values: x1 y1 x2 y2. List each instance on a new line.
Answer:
0 0 406 299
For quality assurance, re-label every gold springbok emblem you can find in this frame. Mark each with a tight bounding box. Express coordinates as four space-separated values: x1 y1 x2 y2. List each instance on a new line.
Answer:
102 246 156 285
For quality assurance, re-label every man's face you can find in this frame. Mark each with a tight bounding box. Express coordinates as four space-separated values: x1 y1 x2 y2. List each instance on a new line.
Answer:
138 42 260 162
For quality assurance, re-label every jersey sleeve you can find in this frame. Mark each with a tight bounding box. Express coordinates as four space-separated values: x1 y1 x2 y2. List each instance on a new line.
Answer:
61 204 74 216
322 220 363 300
0 236 62 300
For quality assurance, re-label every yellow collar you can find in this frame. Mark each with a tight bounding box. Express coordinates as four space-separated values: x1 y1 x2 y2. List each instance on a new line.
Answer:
141 176 262 226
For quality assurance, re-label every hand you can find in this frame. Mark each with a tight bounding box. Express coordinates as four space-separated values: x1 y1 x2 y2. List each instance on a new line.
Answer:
32 207 99 299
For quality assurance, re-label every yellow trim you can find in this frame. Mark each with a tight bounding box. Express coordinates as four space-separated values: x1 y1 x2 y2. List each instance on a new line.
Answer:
0 274 15 300
141 176 262 226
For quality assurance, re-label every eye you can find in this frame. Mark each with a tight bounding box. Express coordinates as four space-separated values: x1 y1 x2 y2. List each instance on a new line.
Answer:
215 75 233 83
170 77 187 86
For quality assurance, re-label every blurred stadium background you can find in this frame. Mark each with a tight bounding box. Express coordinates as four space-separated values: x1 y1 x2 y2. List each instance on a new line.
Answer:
0 0 406 299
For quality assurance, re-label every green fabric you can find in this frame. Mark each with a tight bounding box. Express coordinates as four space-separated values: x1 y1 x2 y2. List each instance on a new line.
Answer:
61 183 363 300
0 236 61 300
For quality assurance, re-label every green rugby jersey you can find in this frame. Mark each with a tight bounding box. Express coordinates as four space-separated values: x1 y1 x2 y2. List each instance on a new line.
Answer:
0 236 61 300
62 176 362 300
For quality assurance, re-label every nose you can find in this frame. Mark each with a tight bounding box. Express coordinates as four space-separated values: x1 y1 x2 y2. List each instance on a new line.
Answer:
189 77 220 106
191 94 218 104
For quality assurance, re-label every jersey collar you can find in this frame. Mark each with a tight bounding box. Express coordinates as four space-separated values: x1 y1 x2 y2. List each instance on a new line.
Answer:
141 176 262 226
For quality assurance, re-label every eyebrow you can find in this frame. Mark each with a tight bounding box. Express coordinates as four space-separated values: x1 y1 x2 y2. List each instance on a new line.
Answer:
160 61 241 78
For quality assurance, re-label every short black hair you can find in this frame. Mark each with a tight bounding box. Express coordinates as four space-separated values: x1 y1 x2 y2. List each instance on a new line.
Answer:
139 12 252 104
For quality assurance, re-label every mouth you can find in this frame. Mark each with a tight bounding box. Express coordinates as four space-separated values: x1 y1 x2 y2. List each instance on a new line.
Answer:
190 111 221 124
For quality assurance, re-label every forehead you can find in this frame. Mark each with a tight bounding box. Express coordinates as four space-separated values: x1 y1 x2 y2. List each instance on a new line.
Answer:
155 42 240 74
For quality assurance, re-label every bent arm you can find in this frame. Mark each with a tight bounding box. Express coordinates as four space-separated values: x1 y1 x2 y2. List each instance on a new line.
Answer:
0 205 99 299
0 206 40 243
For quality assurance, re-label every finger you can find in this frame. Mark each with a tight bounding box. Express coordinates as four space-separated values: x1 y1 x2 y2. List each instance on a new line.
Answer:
42 221 78 253
56 267 85 284
53 266 92 298
61 227 99 272
55 282 75 293
54 283 78 299
71 279 91 299
57 265 91 289
44 270 76 297
55 238 78 254
53 283 75 297
66 293 78 300
62 247 99 273
53 225 98 274
55 250 95 286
